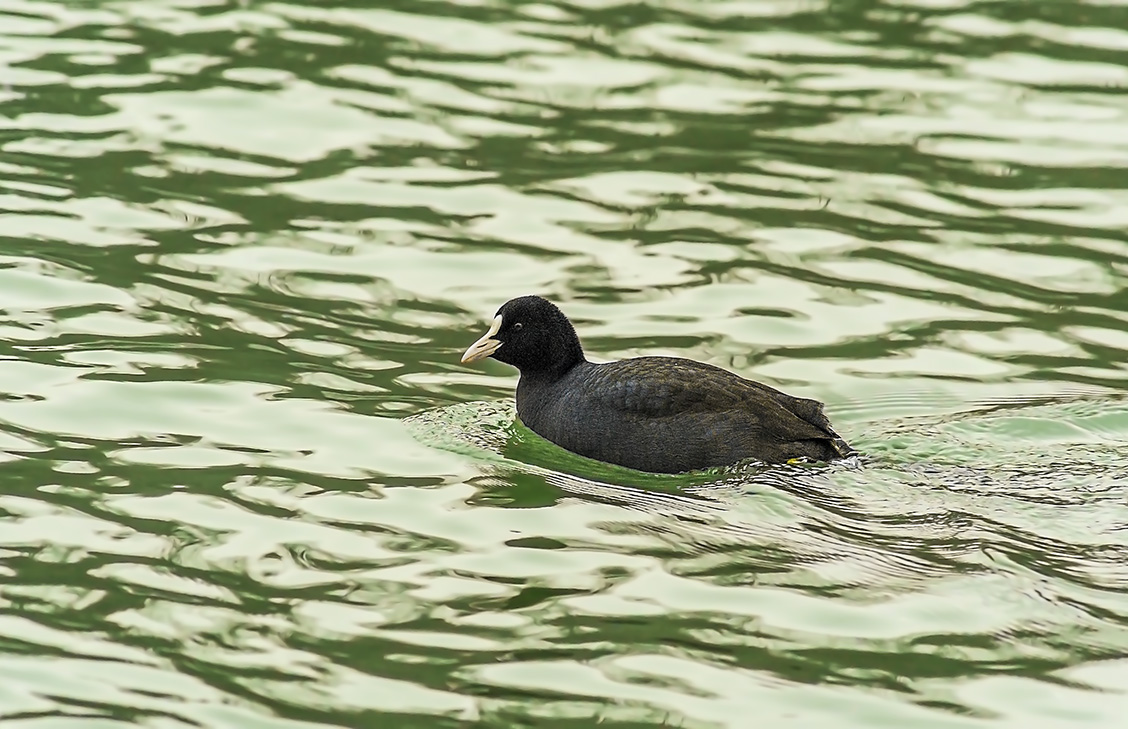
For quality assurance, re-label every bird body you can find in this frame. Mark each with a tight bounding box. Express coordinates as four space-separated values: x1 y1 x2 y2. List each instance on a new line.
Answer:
461 296 852 473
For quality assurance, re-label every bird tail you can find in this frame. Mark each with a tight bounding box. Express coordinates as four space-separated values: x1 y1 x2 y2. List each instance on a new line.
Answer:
828 432 856 458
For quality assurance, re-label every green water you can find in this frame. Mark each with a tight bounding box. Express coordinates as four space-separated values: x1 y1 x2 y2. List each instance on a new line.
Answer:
2 0 1128 726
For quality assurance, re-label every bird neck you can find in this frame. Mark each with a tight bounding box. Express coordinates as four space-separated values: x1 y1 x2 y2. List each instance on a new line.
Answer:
521 335 586 382
523 354 585 383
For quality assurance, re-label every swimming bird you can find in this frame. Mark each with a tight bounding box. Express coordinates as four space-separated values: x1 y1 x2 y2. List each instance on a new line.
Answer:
460 295 853 473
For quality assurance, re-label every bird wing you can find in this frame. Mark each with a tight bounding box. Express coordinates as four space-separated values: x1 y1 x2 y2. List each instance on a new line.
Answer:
584 357 838 443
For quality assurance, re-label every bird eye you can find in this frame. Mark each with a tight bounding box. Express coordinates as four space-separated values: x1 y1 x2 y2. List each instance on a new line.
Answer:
513 322 523 330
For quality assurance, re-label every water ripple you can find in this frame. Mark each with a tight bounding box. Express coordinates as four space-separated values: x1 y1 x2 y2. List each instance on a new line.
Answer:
2 0 1128 726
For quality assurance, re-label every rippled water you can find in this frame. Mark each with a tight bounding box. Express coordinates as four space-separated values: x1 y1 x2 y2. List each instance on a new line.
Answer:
3 0 1128 726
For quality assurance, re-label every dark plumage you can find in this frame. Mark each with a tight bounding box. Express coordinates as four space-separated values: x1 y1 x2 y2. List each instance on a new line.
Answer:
461 295 854 474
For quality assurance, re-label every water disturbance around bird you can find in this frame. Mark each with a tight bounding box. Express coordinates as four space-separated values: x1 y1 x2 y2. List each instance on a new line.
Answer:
2 0 1128 727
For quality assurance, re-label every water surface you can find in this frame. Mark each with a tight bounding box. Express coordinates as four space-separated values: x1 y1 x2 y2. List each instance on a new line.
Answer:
2 0 1128 727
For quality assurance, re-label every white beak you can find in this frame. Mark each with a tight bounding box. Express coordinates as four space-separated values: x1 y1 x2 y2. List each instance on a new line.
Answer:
460 315 503 363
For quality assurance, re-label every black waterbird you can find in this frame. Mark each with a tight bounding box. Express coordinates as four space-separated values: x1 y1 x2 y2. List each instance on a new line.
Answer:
461 296 853 473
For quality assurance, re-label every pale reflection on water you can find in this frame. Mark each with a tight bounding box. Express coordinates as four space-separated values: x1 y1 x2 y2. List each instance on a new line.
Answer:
0 0 1127 726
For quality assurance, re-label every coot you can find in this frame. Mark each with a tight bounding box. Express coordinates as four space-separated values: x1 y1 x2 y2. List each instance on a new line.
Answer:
461 295 853 473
